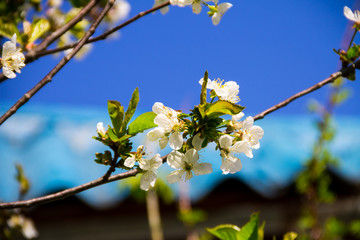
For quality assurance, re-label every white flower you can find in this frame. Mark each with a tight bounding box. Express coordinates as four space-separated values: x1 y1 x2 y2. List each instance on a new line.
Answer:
211 3 232 25
147 102 184 150
240 116 264 150
166 149 212 183
344 6 360 24
170 0 192 7
107 0 131 23
191 0 211 14
230 112 245 130
218 134 248 174
96 122 106 135
154 0 170 14
124 147 163 190
139 154 163 191
1 34 25 79
124 145 145 168
199 78 240 103
7 214 38 239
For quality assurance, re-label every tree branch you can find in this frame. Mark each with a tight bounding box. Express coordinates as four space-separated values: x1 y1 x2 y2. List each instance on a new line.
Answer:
0 0 116 126
34 1 171 58
253 61 359 121
0 0 99 84
0 169 139 209
0 155 168 209
31 0 99 53
0 1 170 84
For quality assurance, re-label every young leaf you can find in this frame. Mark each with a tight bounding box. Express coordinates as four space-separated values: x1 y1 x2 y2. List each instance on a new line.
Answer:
108 100 124 136
28 19 50 43
200 70 209 104
237 213 259 240
347 44 360 61
128 112 157 135
107 127 119 142
283 232 298 240
0 19 20 42
207 224 241 240
206 100 245 118
123 88 139 131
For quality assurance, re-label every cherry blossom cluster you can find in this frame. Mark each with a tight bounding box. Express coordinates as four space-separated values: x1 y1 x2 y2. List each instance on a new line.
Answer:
154 0 232 25
96 73 264 192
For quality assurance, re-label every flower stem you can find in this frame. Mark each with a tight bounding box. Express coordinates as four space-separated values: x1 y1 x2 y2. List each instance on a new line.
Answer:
347 28 357 50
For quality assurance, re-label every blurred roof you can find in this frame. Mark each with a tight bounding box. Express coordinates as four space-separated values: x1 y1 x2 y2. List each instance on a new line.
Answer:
0 104 359 208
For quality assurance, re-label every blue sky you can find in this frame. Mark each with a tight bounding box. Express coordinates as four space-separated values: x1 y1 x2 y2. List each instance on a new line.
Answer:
0 0 359 117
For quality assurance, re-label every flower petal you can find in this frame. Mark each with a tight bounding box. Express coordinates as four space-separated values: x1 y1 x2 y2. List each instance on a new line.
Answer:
147 128 165 141
192 2 202 14
140 171 157 191
344 6 356 22
169 131 183 150
221 155 242 174
159 136 169 149
152 102 165 114
2 66 16 79
154 114 172 130
193 162 212 176
219 134 233 149
218 2 232 14
242 116 254 130
212 12 221 25
192 133 204 150
232 112 244 122
166 170 184 183
184 148 199 164
124 156 136 168
167 150 185 169
2 41 16 58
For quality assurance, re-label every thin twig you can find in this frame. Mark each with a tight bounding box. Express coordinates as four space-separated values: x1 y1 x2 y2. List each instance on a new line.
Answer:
0 155 168 209
0 0 99 84
32 0 98 53
253 61 359 121
32 1 171 59
0 1 170 83
0 0 116 126
0 169 139 209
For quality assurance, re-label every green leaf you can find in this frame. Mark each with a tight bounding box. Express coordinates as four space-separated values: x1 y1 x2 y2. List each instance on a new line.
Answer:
107 127 119 142
237 213 259 240
205 100 245 118
207 224 241 240
0 19 20 42
347 44 360 61
283 232 298 240
117 134 132 143
128 112 157 135
258 221 265 240
28 18 50 43
200 70 209 104
108 100 124 136
123 88 139 131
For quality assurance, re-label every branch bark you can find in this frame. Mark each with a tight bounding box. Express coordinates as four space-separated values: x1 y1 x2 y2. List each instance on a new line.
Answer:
0 155 168 209
32 0 99 53
0 169 139 209
0 0 116 126
253 61 359 121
